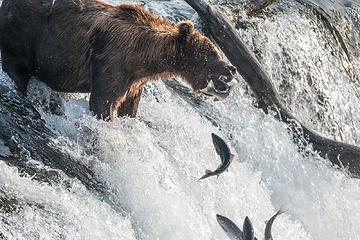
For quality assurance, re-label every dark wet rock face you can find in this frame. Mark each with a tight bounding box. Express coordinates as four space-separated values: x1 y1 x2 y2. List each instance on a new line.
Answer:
0 83 104 193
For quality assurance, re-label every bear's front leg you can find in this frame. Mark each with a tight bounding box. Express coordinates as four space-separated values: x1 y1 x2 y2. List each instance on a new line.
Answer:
89 90 113 121
89 77 128 121
90 46 131 120
117 87 143 118
1 48 31 94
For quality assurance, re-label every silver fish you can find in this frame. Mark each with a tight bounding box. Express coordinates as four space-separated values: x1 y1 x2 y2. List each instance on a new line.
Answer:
216 214 243 240
216 214 259 240
243 216 255 240
264 209 284 240
199 133 234 180
199 79 234 102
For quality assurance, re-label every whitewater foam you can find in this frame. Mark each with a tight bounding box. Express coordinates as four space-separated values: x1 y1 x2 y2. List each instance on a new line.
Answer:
1 0 360 239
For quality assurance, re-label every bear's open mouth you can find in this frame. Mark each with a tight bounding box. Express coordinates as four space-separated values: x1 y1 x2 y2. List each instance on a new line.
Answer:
211 77 230 93
198 77 233 101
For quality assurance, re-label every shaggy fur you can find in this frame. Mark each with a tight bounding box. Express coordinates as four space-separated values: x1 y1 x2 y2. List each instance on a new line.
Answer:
0 0 236 120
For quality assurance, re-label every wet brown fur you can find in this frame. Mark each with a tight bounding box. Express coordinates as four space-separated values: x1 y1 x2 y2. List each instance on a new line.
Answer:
0 0 235 120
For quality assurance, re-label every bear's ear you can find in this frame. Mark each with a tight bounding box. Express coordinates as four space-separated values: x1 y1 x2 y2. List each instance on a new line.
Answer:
177 21 194 37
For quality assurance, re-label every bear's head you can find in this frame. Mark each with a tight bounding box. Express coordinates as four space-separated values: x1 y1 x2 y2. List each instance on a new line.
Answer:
176 21 237 94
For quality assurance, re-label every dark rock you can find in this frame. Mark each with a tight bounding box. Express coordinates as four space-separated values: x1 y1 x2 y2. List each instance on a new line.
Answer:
0 82 105 192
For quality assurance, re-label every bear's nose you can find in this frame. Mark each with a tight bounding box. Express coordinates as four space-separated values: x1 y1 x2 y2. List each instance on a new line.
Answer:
228 66 237 75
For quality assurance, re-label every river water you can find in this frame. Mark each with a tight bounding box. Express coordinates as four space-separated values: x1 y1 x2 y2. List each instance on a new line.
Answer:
0 0 360 239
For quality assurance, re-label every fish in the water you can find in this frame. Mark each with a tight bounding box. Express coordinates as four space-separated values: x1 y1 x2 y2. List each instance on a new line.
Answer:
216 214 258 240
216 214 243 240
264 209 284 240
199 133 234 180
243 216 255 240
199 78 234 102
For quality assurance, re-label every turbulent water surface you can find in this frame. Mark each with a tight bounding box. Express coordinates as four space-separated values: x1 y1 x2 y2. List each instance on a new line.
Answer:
1 0 360 239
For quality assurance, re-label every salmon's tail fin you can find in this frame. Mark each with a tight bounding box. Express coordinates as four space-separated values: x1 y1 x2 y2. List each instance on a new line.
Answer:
199 169 212 180
276 208 285 215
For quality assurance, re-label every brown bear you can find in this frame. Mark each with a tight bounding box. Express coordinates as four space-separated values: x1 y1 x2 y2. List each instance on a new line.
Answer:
0 0 236 120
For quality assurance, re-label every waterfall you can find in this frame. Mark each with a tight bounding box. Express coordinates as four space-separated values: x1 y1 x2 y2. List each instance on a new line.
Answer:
0 0 359 239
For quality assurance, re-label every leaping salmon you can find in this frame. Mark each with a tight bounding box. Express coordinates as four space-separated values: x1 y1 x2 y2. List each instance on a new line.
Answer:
216 214 243 240
199 133 234 180
265 209 284 240
243 216 255 240
216 214 258 240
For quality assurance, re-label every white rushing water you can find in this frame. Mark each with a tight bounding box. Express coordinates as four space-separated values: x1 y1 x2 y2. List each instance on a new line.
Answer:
1 0 360 239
